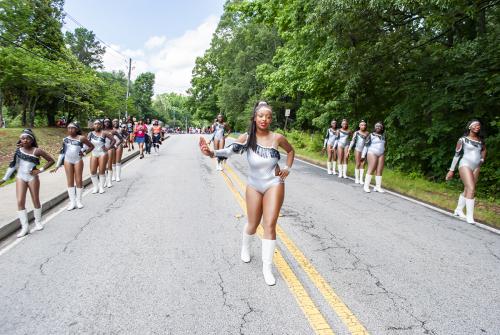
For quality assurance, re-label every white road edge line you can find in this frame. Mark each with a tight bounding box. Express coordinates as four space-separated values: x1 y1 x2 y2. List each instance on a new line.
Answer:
0 154 141 256
291 155 499 235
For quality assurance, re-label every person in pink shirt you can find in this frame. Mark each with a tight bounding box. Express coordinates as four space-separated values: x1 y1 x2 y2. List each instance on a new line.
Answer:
134 119 147 159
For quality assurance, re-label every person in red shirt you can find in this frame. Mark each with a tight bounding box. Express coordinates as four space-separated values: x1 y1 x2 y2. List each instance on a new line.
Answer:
134 119 147 159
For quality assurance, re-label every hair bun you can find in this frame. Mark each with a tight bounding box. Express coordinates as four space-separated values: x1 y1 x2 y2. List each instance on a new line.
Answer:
258 101 268 106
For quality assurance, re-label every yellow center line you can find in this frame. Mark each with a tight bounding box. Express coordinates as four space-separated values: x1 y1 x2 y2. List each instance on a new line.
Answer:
224 162 370 335
216 162 335 335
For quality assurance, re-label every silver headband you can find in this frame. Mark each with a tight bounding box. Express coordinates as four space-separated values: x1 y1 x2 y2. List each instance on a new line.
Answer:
469 121 480 129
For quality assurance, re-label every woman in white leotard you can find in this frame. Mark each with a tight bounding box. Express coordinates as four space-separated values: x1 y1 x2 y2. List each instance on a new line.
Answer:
1 129 55 238
323 120 338 175
200 101 295 286
51 122 94 210
103 118 122 188
88 120 115 194
211 114 231 171
446 120 487 224
336 119 352 178
362 122 387 193
348 120 369 184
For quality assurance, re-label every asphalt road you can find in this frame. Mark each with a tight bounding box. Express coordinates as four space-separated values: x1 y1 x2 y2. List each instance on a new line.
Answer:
0 134 499 335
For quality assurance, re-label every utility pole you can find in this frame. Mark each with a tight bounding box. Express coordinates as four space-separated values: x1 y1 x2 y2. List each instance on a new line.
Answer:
124 58 132 120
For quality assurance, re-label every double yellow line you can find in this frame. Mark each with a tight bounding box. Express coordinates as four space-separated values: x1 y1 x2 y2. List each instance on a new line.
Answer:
219 161 370 335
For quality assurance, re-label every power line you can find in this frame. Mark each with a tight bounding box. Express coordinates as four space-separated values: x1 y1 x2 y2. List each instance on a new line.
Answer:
63 11 130 63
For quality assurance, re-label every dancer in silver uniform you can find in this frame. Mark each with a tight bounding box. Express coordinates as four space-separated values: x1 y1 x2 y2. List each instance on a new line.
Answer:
88 120 115 194
335 119 352 178
349 120 369 184
112 119 126 182
211 114 231 171
362 122 386 193
446 120 486 224
51 123 94 210
200 101 295 286
104 118 122 188
1 129 55 237
323 120 338 175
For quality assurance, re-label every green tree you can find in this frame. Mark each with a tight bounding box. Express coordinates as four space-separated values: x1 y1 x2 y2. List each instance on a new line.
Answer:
131 72 155 118
65 27 106 69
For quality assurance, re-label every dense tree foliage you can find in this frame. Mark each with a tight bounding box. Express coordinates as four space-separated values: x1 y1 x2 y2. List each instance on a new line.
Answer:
0 0 155 128
153 93 190 128
189 0 499 196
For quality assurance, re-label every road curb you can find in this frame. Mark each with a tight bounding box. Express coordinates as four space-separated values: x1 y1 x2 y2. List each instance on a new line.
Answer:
0 150 140 241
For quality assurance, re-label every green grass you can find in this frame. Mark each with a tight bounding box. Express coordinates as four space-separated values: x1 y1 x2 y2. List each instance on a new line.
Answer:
0 127 67 186
230 131 499 229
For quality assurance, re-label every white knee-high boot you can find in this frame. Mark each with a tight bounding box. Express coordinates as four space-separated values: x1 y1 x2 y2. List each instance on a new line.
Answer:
465 198 475 224
66 187 76 211
364 174 372 193
91 175 99 194
262 239 277 286
332 161 337 175
342 164 348 178
106 170 112 188
17 209 29 238
359 169 365 184
337 161 342 177
327 162 332 175
33 207 43 231
75 188 84 209
115 163 122 182
354 169 359 183
454 193 466 219
375 176 385 193
241 225 254 263
98 174 106 194
111 164 116 181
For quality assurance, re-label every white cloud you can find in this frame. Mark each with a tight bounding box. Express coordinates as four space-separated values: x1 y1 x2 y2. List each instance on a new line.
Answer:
145 36 166 49
101 15 219 94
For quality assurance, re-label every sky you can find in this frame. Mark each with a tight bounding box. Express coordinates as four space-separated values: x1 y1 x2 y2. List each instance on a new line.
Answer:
63 0 226 95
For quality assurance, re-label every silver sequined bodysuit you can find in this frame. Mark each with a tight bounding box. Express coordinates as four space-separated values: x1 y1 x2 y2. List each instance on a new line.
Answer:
324 128 337 147
449 137 483 171
349 131 368 152
60 137 82 165
2 148 40 182
88 132 106 158
215 135 282 194
336 130 351 148
213 122 225 141
363 133 386 157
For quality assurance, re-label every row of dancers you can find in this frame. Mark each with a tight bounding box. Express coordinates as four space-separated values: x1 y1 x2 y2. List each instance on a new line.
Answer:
323 119 386 193
0 118 153 238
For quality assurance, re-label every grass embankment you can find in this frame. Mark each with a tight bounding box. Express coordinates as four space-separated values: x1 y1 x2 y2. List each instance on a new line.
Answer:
230 131 499 229
0 127 67 186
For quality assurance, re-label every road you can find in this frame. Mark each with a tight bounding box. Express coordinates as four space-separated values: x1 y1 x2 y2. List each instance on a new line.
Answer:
0 135 499 335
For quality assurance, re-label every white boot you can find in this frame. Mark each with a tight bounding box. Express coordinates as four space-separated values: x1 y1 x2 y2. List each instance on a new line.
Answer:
98 175 106 194
354 169 359 183
33 207 43 231
66 187 76 211
364 174 372 193
359 169 365 184
453 193 466 219
374 176 385 193
17 209 29 238
337 162 342 177
91 175 99 194
331 161 337 175
262 239 277 286
342 164 348 178
241 226 254 263
115 163 122 182
75 188 84 209
327 162 332 175
111 164 116 181
106 170 113 188
465 198 475 224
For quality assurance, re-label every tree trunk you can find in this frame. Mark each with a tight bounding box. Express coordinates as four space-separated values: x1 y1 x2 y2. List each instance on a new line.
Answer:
0 90 4 128
29 95 39 128
21 92 29 127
